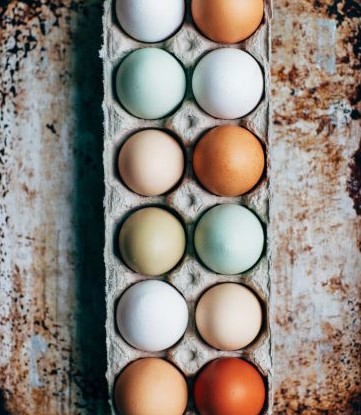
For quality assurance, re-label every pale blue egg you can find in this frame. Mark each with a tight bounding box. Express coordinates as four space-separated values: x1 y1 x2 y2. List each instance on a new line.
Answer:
116 48 186 120
194 204 264 274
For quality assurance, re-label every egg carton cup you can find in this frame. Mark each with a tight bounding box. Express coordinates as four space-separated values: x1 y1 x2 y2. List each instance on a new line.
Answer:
102 0 273 413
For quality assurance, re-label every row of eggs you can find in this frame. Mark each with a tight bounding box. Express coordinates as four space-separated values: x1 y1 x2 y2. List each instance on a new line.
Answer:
117 280 263 352
119 126 265 197
116 48 264 120
115 357 266 415
118 205 264 276
116 0 264 44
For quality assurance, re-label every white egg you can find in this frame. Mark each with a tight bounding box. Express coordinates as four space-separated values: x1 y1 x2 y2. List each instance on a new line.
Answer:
116 0 185 43
116 280 188 352
192 49 264 119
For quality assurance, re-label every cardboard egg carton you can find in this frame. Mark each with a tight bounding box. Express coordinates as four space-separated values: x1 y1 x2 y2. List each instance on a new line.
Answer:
102 0 272 413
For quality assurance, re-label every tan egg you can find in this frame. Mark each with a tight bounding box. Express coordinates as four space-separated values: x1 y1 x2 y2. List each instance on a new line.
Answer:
196 283 263 350
119 207 186 276
114 358 188 415
118 129 184 196
193 125 265 197
191 0 264 44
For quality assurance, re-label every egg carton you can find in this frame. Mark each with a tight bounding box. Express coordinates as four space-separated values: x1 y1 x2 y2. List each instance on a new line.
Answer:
102 0 273 413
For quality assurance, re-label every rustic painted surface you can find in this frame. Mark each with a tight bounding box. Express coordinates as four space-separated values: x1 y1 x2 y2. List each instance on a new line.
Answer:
0 1 109 414
0 1 360 415
271 0 361 414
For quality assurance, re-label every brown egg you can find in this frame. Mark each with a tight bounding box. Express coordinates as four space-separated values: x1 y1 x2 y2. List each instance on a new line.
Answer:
194 358 266 415
191 0 264 44
193 125 265 197
114 358 188 415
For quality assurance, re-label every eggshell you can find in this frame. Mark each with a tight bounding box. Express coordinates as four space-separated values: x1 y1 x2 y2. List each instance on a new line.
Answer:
119 207 186 276
116 48 186 119
193 125 265 196
118 129 184 196
115 358 188 415
194 204 264 274
191 0 264 44
194 358 266 415
196 283 262 350
116 0 185 43
192 48 264 119
116 280 188 352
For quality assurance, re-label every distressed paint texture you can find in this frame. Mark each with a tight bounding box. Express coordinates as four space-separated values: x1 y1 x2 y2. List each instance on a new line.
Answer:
0 0 360 415
0 1 108 414
271 0 361 413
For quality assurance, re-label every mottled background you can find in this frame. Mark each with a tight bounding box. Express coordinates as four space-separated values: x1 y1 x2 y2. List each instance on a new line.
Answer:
0 0 360 414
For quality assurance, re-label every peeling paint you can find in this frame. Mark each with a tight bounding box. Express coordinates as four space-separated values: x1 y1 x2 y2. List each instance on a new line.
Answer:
0 0 108 414
348 140 361 216
316 19 337 75
29 335 48 388
271 0 361 413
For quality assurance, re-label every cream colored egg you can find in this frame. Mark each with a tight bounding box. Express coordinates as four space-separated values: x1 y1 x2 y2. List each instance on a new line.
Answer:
196 283 262 350
119 130 184 196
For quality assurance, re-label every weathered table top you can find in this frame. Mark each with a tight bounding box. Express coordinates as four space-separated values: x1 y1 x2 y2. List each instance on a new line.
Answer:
0 0 360 414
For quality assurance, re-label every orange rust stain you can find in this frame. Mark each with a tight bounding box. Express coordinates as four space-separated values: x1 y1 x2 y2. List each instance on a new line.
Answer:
272 0 361 413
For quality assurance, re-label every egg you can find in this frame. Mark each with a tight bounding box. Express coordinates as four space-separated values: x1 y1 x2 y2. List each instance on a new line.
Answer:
194 358 266 415
194 204 264 274
116 48 186 119
118 130 184 196
191 0 264 44
115 358 188 415
195 283 262 350
116 0 185 43
193 125 265 196
119 207 186 276
192 49 264 119
116 280 188 352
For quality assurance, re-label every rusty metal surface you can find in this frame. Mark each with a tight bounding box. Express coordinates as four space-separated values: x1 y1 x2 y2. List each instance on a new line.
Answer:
0 1 108 414
271 0 361 413
0 0 360 414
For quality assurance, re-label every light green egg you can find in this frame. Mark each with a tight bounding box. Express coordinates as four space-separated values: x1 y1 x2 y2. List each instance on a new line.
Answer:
194 204 264 274
116 48 186 120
